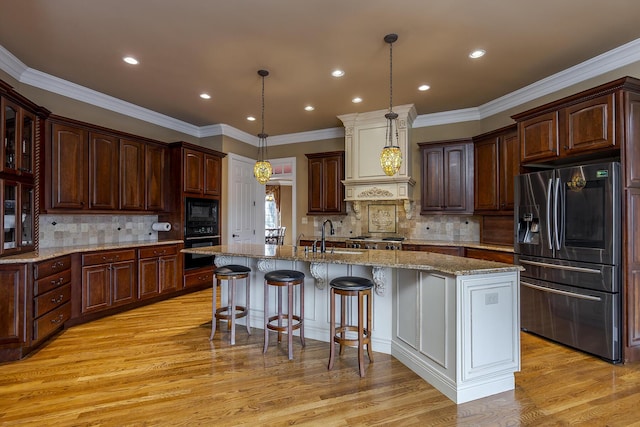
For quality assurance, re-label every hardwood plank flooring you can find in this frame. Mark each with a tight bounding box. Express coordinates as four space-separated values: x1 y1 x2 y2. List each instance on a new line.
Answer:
2 288 640 426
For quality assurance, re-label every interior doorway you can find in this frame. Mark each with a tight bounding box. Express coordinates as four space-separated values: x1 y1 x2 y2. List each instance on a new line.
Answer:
264 157 296 245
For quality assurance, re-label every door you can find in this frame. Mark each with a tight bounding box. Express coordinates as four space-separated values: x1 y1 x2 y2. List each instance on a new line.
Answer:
227 153 260 244
514 170 554 258
555 162 620 265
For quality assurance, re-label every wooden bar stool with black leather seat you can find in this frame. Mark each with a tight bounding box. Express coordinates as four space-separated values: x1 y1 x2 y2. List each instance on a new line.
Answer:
263 269 305 360
328 276 374 377
210 264 251 345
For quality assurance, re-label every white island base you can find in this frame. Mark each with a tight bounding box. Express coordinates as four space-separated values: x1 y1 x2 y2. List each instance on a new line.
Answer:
205 248 520 404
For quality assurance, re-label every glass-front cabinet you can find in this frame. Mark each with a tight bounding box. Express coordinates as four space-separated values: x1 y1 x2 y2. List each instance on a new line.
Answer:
2 98 34 176
1 181 33 253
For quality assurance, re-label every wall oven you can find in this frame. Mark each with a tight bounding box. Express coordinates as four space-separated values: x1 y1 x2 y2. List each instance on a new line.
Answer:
184 198 219 270
514 161 621 362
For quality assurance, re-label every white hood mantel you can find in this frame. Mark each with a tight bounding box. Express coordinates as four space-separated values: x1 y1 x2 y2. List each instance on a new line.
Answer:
338 104 417 218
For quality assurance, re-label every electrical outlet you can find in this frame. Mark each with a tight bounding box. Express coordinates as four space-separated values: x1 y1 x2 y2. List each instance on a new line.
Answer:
301 217 308 224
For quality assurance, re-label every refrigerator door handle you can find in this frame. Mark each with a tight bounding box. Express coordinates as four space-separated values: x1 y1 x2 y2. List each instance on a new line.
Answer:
554 177 561 250
520 259 602 274
546 178 553 250
521 281 602 302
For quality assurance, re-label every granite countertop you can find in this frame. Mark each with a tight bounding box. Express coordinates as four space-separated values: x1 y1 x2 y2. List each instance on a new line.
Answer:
0 240 184 264
300 236 514 253
182 244 522 276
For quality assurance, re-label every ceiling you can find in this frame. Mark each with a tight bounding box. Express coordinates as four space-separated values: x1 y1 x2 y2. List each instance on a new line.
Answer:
1 0 640 138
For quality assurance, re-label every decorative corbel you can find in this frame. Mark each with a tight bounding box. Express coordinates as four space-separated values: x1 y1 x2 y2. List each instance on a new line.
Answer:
257 258 275 272
372 267 386 296
403 200 413 220
309 262 328 289
214 255 233 267
351 201 361 220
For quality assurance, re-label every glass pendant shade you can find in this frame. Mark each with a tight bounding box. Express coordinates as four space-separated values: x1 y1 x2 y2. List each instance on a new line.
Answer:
254 159 272 185
380 145 402 176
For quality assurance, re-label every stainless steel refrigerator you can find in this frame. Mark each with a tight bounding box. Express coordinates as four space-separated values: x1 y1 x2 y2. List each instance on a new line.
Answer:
514 161 622 362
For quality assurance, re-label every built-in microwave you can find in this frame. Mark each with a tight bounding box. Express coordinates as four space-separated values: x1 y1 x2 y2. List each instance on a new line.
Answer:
185 197 218 237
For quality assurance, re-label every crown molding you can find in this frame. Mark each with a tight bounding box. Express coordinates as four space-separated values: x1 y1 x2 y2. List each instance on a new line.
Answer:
1 38 639 142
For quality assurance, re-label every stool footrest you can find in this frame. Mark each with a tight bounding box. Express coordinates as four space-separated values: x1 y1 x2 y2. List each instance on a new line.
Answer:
266 314 303 333
333 325 371 347
215 305 249 321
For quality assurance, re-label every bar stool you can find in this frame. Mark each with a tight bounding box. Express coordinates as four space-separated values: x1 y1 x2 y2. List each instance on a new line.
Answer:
263 269 305 360
328 276 374 377
210 264 251 345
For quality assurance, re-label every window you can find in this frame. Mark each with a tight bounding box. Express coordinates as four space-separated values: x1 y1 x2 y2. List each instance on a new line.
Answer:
265 193 279 229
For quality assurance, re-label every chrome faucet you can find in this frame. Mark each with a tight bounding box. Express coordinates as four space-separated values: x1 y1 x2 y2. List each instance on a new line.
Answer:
320 219 334 253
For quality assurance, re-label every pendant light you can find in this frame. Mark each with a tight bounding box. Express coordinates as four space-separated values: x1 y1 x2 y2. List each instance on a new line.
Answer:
254 69 272 185
380 33 402 177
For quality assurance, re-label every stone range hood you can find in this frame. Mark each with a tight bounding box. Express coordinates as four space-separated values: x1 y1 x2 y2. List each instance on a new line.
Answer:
338 104 417 219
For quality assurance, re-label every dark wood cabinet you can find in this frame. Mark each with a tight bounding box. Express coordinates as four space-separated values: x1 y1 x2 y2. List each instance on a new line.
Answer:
181 147 223 197
474 126 518 213
204 153 222 196
0 264 26 347
419 139 473 214
89 132 118 210
464 248 514 264
119 138 145 210
48 122 88 210
32 256 72 344
183 265 214 289
145 143 168 211
624 91 640 188
137 244 180 299
305 151 346 215
81 249 136 314
402 244 463 256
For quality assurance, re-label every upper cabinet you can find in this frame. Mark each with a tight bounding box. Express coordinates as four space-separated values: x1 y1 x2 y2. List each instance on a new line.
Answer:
1 81 47 257
180 145 223 197
418 139 474 214
513 79 640 164
44 117 168 214
473 125 519 213
306 151 346 215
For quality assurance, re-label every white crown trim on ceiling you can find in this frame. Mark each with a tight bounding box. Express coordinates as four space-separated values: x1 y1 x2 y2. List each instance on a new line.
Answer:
1 38 640 147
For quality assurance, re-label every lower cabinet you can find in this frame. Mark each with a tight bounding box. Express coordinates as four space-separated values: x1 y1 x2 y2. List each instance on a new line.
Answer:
32 255 72 344
138 244 180 299
0 264 26 350
184 265 214 289
81 249 136 314
402 244 463 256
464 248 514 264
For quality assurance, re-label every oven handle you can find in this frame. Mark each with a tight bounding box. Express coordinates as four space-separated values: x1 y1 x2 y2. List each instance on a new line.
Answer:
519 259 601 274
546 178 553 250
521 281 602 301
185 235 220 241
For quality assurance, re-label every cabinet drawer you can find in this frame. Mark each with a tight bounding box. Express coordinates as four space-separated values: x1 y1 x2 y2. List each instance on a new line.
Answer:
83 249 136 266
34 269 72 296
33 302 71 342
138 245 178 259
34 255 72 280
184 268 214 288
465 248 514 264
34 283 71 317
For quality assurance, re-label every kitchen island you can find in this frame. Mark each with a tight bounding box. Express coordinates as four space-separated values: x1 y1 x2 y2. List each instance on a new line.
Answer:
183 243 522 404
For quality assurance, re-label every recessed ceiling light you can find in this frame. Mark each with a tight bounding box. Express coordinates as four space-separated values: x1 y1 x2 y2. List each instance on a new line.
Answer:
469 49 486 59
418 84 431 91
332 69 345 77
247 116 256 121
304 105 315 111
200 93 211 100
352 97 362 103
123 56 139 65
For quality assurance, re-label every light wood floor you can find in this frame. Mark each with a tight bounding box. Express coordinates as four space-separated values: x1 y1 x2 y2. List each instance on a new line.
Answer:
2 289 640 426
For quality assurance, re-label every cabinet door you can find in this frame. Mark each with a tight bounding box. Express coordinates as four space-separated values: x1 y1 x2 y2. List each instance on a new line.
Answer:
183 148 204 194
82 264 110 313
159 255 179 294
138 257 160 300
0 264 26 345
420 147 444 212
145 144 167 211
2 180 18 252
19 183 34 250
204 154 221 196
443 145 468 211
323 155 343 213
111 261 136 306
499 132 519 211
625 92 640 188
307 157 323 213
562 93 615 156
20 109 35 176
519 112 559 163
120 139 145 210
2 99 19 174
50 122 88 209
89 132 119 210
474 138 500 211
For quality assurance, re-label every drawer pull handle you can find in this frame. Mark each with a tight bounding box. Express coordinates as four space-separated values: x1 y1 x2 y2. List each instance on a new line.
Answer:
51 294 65 304
51 261 65 270
50 277 65 286
50 314 64 324
154 250 167 256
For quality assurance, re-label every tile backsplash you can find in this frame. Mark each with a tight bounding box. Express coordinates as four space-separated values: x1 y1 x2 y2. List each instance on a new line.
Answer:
300 201 480 241
39 214 160 248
